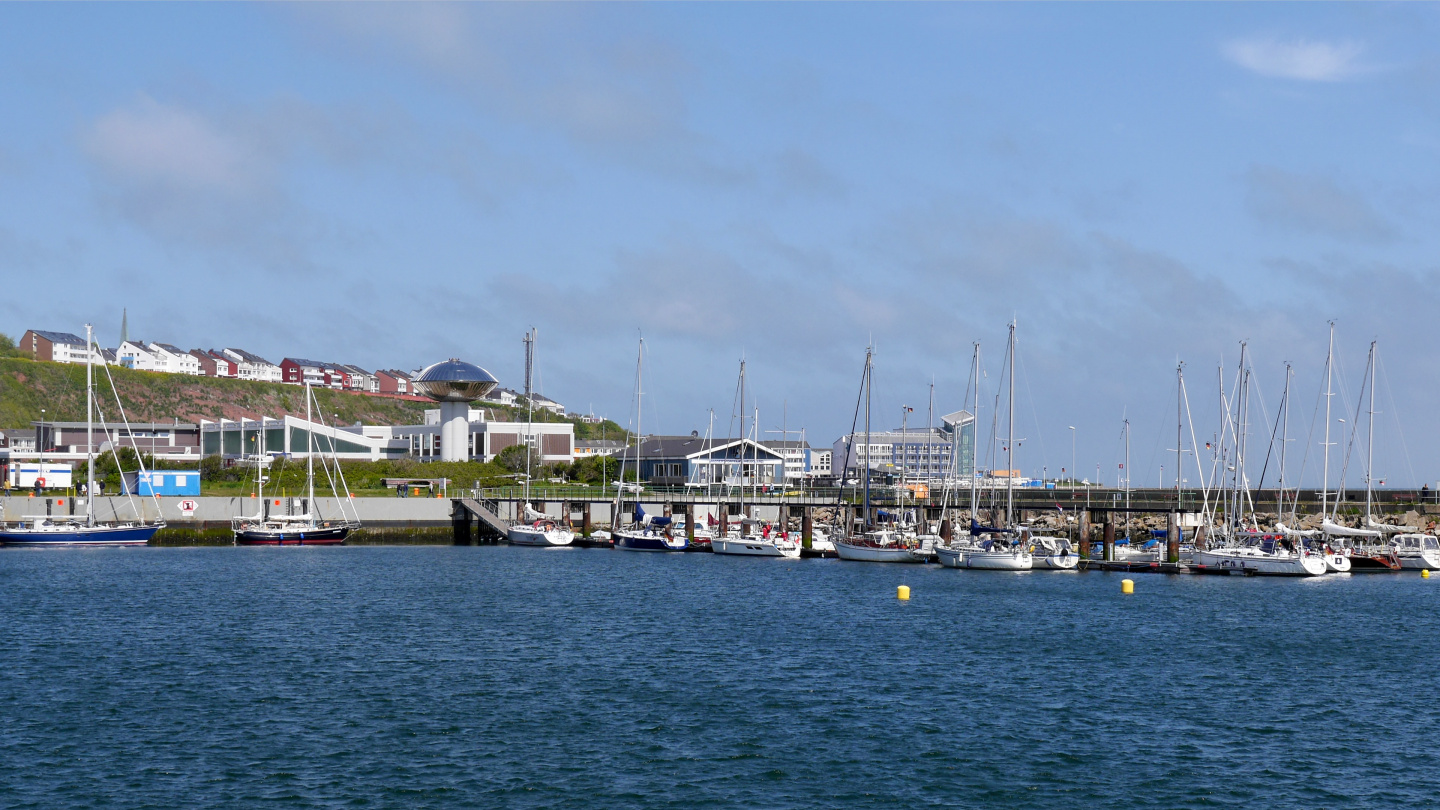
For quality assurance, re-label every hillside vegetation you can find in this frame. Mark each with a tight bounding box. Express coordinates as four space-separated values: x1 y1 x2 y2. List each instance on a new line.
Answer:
0 354 626 440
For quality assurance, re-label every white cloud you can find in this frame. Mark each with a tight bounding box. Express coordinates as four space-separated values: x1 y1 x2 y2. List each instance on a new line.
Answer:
1222 37 1366 82
84 96 262 194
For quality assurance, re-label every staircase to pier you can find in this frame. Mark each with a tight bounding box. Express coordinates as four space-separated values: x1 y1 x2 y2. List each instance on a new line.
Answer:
454 498 509 541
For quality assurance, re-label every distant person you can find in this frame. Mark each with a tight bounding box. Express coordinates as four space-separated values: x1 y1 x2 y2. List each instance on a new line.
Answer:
397 483 407 498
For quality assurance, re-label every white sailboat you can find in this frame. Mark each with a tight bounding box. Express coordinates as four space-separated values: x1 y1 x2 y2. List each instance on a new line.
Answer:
1192 342 1326 576
713 362 800 559
507 329 575 547
835 348 927 563
938 322 1033 571
612 338 687 552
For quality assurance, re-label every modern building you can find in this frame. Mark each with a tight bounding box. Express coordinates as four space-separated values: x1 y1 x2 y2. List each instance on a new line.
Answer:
809 447 833 478
760 440 813 482
21 420 202 461
833 409 975 482
202 416 408 462
222 349 283 382
19 330 106 365
201 411 575 464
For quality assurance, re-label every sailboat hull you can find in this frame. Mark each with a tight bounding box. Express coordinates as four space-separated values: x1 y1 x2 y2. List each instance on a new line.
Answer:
507 526 575 546
1033 553 1078 570
835 540 925 563
1193 549 1328 576
1396 550 1440 570
235 526 350 546
614 530 688 552
0 524 158 547
1323 553 1352 573
937 547 1033 570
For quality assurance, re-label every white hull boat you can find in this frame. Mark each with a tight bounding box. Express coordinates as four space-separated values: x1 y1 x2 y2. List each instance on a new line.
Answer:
936 545 1033 570
1322 552 1352 574
712 534 801 558
1193 548 1328 576
507 523 575 547
1393 534 1440 570
835 538 926 563
1033 552 1078 570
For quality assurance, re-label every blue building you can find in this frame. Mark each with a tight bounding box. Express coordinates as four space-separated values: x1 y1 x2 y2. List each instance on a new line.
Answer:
121 470 201 496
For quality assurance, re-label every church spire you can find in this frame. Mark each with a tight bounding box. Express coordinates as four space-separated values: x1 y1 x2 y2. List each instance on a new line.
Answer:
119 308 128 345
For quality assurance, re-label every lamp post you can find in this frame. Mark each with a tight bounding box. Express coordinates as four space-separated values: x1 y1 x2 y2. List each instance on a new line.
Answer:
38 408 46 491
1068 426 1076 490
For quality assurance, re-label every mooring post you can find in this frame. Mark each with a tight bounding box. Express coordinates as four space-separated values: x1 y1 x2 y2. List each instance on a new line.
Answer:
1103 519 1116 562
452 505 472 546
939 518 953 542
581 502 592 537
1078 509 1091 559
802 507 813 549
685 503 695 543
719 508 728 537
1167 512 1181 564
1194 523 1208 551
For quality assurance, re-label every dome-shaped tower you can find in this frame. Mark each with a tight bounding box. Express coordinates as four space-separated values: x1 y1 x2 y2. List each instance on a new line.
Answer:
413 359 499 462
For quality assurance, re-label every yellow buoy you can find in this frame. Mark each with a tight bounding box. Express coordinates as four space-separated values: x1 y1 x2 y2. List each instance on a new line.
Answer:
1121 579 1134 595
897 585 911 600
1424 570 1431 579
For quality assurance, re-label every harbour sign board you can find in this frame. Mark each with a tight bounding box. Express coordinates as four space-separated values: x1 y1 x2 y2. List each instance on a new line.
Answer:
7 463 74 489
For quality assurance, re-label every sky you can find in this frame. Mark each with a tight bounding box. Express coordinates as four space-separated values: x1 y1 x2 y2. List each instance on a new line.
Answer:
3 3 1440 490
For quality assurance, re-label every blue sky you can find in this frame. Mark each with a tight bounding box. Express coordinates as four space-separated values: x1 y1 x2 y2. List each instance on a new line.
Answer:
3 3 1440 490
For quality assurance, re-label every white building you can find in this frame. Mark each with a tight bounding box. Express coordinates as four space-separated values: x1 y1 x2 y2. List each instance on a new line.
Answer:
202 412 576 465
117 340 159 371
19 330 108 365
833 410 975 482
149 343 203 375
222 348 283 382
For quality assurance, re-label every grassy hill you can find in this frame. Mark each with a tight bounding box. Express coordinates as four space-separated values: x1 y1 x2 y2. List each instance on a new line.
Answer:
0 356 627 440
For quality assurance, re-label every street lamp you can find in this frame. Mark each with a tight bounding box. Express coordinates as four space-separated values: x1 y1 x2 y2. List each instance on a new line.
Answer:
1068 426 1076 490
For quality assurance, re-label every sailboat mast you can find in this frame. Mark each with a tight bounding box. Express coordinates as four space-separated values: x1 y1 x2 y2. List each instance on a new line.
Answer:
1006 321 1015 527
1366 341 1377 523
1124 418 1130 513
1321 322 1335 519
85 323 95 526
306 382 315 510
523 329 535 509
1279 363 1291 520
863 348 872 532
1176 363 1183 502
634 338 643 525
971 342 980 521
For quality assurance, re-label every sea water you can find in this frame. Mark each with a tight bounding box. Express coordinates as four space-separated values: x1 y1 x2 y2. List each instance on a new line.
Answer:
1 546 1436 808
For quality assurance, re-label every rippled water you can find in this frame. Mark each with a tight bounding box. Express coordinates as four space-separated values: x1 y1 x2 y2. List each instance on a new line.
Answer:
1 547 1436 808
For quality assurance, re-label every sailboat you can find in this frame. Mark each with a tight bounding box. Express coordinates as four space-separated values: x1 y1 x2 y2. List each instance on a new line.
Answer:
835 347 927 563
507 329 575 547
1192 343 1326 576
936 322 1032 571
713 360 800 558
231 382 360 545
612 338 687 552
1322 340 1399 570
0 324 164 547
